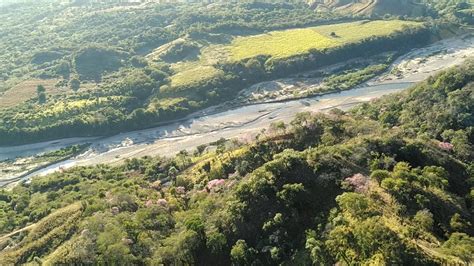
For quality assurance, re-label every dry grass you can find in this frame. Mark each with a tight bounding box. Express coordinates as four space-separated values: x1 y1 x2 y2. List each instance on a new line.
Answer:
0 79 97 109
0 79 60 109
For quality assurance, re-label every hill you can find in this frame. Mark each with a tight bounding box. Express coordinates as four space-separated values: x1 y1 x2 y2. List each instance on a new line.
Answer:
0 62 472 264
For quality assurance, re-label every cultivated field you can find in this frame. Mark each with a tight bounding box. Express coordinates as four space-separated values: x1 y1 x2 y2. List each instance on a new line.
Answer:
313 20 421 42
166 20 422 88
0 79 60 109
230 29 337 60
230 20 421 60
0 79 98 109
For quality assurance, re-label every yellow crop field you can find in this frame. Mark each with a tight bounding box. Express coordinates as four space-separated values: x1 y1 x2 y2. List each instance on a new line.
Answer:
230 29 338 60
229 20 422 61
313 20 422 43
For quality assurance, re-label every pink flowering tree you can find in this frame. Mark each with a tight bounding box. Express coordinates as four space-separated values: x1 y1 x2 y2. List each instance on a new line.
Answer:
438 142 454 151
344 173 369 193
206 179 226 192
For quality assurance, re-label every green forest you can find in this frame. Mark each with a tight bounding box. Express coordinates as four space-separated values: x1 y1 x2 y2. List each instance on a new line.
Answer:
0 62 472 264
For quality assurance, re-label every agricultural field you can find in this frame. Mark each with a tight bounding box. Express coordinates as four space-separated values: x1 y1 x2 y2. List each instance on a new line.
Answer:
313 20 422 42
0 79 60 109
0 79 97 109
228 20 422 60
166 20 422 88
229 29 337 60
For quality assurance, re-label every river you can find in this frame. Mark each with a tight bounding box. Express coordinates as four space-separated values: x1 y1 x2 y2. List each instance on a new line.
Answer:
1 34 473 186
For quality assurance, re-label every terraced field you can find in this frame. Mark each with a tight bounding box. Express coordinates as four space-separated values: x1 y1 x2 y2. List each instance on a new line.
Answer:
167 20 422 88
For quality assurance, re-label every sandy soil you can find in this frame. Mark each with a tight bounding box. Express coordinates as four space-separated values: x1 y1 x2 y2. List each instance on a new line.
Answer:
372 34 474 84
237 57 374 104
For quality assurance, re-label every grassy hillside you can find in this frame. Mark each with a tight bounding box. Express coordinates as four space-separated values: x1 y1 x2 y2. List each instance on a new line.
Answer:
0 62 472 265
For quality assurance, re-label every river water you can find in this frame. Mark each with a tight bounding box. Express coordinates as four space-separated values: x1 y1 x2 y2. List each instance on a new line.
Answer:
1 35 473 185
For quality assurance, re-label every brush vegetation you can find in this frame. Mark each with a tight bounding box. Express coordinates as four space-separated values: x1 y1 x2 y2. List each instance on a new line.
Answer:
0 62 473 265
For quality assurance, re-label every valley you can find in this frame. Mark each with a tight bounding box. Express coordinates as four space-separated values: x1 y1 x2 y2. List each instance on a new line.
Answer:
0 1 473 264
1 34 472 188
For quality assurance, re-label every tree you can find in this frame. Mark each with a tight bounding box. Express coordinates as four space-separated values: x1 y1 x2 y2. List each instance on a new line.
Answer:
269 121 286 135
370 170 390 183
306 230 332 265
352 217 402 263
206 231 226 255
168 166 179 181
36 85 46 104
36 85 45 94
38 92 46 104
450 213 471 232
440 233 474 264
230 240 258 265
336 192 373 219
413 209 434 231
70 78 81 91
96 224 135 264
